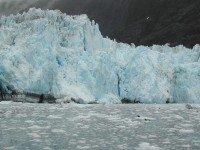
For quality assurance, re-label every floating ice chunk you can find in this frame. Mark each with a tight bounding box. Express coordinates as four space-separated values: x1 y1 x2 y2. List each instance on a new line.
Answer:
51 129 65 133
179 129 194 134
0 101 13 104
136 142 163 150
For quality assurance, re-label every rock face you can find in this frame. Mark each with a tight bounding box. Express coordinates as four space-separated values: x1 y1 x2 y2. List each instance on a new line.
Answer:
0 8 200 104
30 0 200 47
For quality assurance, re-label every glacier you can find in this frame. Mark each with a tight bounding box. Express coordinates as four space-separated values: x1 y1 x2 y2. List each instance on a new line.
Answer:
0 8 200 104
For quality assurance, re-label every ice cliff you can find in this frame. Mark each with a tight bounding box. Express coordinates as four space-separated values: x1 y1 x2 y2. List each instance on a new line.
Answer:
0 8 200 104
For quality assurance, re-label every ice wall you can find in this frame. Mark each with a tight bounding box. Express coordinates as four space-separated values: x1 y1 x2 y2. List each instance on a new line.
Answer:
0 8 200 103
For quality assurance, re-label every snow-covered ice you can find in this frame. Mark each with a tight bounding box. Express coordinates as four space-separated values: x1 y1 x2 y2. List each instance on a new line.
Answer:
0 8 200 103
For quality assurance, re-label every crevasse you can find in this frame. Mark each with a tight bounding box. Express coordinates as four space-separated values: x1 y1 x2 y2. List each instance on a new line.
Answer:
0 8 200 104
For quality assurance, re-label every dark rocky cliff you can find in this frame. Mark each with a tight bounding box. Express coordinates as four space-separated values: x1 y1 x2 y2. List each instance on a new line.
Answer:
52 0 200 48
1 0 200 48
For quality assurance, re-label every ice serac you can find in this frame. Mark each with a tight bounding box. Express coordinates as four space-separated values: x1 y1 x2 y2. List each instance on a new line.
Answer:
0 8 200 104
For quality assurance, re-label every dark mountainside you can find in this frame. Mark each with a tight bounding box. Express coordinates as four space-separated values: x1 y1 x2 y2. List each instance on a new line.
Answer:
51 0 200 48
1 0 200 48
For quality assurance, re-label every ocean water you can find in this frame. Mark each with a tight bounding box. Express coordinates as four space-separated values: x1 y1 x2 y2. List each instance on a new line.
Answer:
0 103 200 150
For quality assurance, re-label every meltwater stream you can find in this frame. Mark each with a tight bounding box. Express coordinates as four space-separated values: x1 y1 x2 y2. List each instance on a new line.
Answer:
0 103 200 150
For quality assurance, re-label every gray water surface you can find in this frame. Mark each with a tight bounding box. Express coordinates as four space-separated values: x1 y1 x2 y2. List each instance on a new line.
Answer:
0 103 200 150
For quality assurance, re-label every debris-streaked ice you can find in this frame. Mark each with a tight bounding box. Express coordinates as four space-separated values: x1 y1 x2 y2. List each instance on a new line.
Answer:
0 8 200 103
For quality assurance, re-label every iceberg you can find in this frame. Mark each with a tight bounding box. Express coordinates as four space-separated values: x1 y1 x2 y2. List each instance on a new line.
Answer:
0 8 200 103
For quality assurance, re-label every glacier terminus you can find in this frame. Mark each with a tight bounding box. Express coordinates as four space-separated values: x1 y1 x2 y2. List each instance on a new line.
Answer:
0 8 200 104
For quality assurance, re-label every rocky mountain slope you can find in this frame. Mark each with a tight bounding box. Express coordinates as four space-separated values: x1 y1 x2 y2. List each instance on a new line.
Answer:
52 0 200 48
